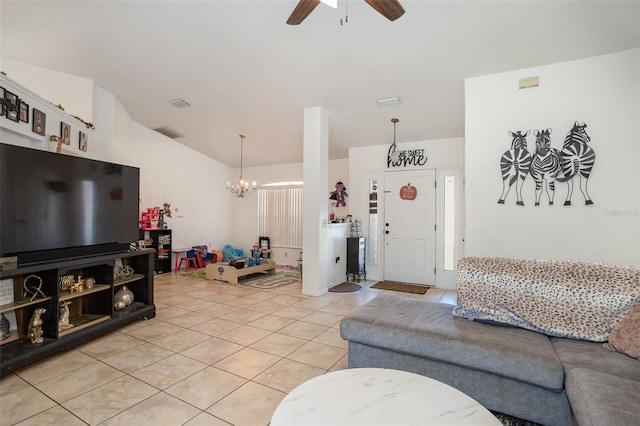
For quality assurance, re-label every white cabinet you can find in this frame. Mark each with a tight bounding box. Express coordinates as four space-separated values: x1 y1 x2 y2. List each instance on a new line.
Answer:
327 223 350 289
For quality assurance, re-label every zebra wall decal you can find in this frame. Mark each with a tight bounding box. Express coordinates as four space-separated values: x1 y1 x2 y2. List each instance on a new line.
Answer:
556 122 596 205
530 128 562 206
498 130 532 206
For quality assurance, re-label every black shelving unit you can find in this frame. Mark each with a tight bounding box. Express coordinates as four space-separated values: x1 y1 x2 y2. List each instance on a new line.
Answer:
346 237 366 282
0 249 155 377
258 236 271 259
140 229 172 273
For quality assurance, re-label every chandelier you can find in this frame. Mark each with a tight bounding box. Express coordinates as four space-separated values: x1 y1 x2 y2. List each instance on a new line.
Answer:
226 134 256 198
388 118 401 163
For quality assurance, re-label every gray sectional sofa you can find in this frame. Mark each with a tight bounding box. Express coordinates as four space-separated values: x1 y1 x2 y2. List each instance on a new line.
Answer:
340 295 640 426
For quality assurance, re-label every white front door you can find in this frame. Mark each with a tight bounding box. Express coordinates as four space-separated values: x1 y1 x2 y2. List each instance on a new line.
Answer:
384 169 436 285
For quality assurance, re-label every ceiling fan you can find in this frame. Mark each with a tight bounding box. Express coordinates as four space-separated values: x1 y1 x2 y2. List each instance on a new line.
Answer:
286 0 405 25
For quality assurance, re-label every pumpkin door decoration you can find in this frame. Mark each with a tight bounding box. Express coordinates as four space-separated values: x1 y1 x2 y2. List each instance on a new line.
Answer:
399 183 417 200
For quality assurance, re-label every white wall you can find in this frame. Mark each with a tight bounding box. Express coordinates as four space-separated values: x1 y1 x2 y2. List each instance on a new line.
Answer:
465 49 640 266
349 138 465 288
0 59 235 268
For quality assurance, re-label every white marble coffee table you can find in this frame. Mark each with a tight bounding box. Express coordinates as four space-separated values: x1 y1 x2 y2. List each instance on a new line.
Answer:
271 368 502 425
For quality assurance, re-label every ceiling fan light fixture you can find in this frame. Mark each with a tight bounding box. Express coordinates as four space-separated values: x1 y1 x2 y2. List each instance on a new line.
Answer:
320 0 337 8
287 0 404 25
377 97 401 107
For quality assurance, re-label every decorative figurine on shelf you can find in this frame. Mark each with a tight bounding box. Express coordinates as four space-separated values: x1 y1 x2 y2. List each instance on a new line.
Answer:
159 202 172 229
84 277 95 289
28 308 46 344
0 313 10 340
59 274 75 292
114 286 134 310
329 181 348 207
69 277 84 293
23 275 46 301
58 301 74 332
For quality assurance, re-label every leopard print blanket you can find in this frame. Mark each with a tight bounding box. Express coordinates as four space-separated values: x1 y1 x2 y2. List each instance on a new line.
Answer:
453 257 640 342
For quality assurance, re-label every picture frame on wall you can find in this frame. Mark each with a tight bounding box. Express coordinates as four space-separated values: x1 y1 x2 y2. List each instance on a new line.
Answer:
4 90 19 122
60 122 71 145
32 108 46 136
19 101 29 123
79 131 88 152
0 87 5 117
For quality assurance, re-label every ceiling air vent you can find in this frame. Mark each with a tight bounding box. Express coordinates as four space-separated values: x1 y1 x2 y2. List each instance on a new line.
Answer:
376 97 401 107
168 98 191 108
153 126 186 139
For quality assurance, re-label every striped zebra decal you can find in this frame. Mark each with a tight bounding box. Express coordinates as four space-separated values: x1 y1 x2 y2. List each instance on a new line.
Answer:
498 130 532 206
557 122 596 206
530 128 561 206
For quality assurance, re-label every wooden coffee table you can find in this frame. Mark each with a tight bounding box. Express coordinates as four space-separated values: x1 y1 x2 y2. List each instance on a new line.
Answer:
271 368 502 425
205 258 276 284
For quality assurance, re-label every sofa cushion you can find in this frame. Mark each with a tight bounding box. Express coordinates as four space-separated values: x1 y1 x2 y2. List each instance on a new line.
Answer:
565 368 640 426
551 337 640 382
604 301 640 359
340 295 564 391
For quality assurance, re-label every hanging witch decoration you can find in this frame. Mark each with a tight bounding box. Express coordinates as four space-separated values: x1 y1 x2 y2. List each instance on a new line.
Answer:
329 181 348 207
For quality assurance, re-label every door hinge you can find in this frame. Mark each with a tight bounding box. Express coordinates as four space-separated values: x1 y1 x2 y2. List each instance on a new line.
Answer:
434 224 437 231
434 180 437 188
434 267 436 274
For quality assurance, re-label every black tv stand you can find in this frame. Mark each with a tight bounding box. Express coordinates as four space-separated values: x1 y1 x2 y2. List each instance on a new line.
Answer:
0 249 155 377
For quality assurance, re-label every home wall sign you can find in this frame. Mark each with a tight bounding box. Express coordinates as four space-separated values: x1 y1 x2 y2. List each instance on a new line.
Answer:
387 147 428 168
497 121 596 207
399 183 417 200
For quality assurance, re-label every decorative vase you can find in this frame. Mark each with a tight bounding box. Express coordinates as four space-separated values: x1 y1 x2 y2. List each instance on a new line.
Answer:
114 286 134 310
0 313 9 340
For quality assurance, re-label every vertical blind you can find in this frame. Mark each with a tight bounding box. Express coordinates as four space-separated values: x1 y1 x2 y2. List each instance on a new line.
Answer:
257 187 303 248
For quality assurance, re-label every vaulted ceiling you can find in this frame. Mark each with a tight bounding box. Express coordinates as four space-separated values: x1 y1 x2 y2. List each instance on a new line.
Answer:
1 1 638 168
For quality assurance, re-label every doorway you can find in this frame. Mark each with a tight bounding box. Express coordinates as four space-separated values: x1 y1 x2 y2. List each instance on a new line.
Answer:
383 169 436 285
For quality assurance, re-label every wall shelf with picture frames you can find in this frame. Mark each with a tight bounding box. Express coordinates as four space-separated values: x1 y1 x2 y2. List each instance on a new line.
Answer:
0 74 93 155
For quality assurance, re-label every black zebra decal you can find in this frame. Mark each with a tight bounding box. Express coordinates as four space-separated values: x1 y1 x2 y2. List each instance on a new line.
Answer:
556 122 596 205
498 130 532 206
530 128 561 206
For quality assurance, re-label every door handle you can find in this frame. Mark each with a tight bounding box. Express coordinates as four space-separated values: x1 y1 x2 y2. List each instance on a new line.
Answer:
385 230 389 235
385 223 390 227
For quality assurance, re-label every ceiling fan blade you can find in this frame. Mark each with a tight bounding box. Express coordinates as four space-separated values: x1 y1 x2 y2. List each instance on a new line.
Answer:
287 0 321 25
364 0 405 21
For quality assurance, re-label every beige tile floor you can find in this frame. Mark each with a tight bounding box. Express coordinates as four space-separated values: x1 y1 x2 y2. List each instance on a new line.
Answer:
0 271 457 426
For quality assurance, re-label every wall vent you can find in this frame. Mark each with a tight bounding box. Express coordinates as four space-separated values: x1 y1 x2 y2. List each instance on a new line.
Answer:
153 126 186 139
519 76 540 89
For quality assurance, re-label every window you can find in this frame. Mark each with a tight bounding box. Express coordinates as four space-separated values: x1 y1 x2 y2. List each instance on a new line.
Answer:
443 175 455 271
368 178 378 265
257 186 303 248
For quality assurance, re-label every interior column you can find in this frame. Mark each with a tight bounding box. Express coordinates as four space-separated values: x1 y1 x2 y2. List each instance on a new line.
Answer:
302 106 329 296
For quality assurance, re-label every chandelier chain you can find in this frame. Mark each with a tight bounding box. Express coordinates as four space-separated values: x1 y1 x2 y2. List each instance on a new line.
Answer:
227 134 256 198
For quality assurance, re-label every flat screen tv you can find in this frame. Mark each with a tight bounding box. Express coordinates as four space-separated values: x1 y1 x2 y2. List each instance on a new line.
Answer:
0 143 140 265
